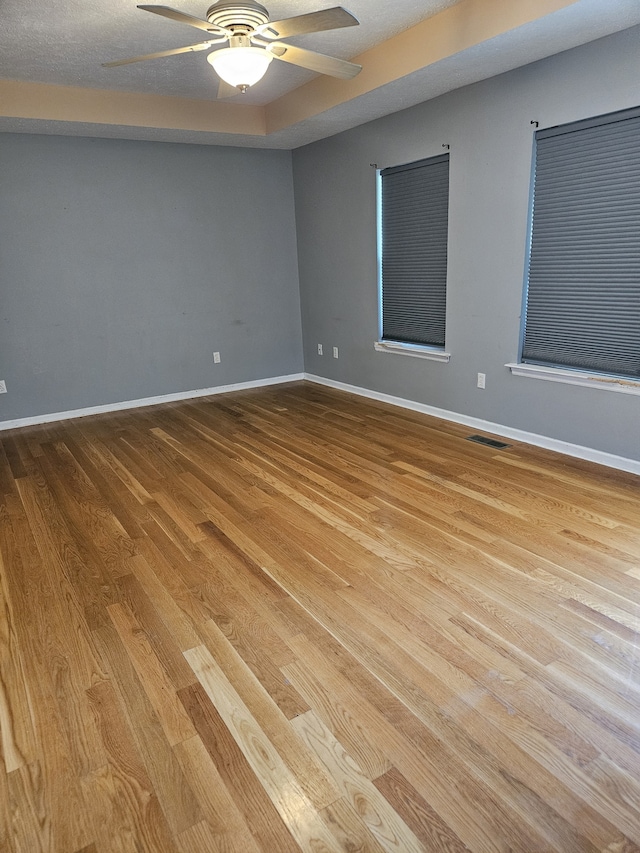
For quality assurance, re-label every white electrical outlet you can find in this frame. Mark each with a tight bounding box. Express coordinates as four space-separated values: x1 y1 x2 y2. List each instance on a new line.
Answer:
317 344 323 355
0 380 6 394
213 352 221 364
332 346 339 359
477 372 486 389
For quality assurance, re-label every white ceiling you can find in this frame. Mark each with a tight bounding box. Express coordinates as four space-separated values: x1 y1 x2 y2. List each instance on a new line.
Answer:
2 0 460 103
1 0 640 148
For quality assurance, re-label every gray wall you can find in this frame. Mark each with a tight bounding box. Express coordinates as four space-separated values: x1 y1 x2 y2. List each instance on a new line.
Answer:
293 25 640 462
2 25 640 463
0 134 303 420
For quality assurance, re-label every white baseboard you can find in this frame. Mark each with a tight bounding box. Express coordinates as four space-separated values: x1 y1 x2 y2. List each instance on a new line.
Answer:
2 371 638 477
0 373 304 432
305 373 640 477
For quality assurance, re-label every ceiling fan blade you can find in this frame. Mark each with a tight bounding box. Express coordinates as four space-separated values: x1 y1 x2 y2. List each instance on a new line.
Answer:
267 42 361 79
217 79 240 99
103 40 216 67
255 7 358 40
137 5 227 35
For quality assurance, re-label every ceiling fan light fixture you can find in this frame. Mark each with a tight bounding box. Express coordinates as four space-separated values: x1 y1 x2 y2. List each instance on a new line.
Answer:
207 45 272 90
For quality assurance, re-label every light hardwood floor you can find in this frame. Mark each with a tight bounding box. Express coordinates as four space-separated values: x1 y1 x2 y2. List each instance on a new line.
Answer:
1 381 639 852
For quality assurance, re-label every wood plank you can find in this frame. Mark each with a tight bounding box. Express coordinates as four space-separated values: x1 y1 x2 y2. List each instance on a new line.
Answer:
191 577 309 719
173 735 263 853
0 548 37 773
62 429 147 539
282 658 392 781
290 709 424 852
38 440 136 578
283 611 604 852
7 761 51 853
1 495 96 853
1 383 639 852
319 796 389 853
126 554 202 651
373 766 471 853
15 459 116 634
114 572 197 690
184 643 345 852
0 441 19 496
196 617 338 809
176 820 224 853
92 621 202 837
177 681 302 853
106 602 196 745
85 678 178 852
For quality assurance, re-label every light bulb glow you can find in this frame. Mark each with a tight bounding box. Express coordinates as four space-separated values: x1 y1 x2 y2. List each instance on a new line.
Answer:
207 47 272 89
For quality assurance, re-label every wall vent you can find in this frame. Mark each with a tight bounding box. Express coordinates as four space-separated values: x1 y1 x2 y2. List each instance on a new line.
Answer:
466 434 511 449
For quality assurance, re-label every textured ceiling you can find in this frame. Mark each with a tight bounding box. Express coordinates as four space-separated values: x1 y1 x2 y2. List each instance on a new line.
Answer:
0 0 459 104
1 0 640 148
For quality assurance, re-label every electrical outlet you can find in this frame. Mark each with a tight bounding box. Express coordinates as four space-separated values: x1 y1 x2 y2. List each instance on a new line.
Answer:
0 380 6 393
477 372 486 389
332 346 339 359
317 344 323 355
213 351 221 364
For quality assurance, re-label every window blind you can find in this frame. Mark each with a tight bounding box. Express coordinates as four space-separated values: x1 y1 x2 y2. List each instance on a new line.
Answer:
523 106 640 378
381 153 449 347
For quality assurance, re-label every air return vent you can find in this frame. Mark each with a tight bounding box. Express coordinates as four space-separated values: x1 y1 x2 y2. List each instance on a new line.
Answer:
466 435 511 449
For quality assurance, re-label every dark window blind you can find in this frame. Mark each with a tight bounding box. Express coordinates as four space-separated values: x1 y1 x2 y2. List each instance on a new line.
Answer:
381 153 449 347
523 106 640 378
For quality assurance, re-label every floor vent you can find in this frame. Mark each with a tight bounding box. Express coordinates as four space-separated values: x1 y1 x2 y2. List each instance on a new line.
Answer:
466 434 511 449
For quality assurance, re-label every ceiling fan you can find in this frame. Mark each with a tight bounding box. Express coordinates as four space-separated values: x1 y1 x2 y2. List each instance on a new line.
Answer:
103 2 362 96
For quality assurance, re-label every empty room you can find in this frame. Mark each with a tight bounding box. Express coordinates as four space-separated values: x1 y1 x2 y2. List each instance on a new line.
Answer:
1 1 640 851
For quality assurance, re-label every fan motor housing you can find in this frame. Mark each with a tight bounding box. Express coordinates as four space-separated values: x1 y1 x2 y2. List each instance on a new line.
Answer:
206 1 270 32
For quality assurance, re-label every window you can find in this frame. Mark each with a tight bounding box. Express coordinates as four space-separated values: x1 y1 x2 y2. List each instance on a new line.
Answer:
378 153 450 357
521 106 640 380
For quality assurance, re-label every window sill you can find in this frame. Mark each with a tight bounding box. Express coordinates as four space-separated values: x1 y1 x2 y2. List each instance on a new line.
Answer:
375 341 451 362
506 362 640 396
